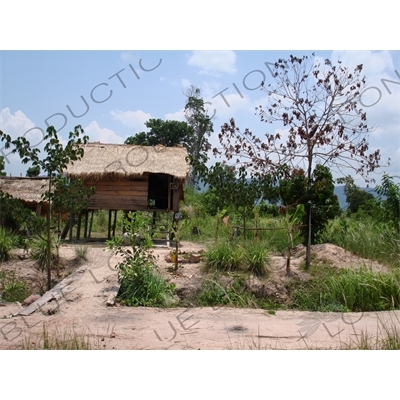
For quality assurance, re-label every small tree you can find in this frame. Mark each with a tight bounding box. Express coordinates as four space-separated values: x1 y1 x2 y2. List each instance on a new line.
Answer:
184 86 213 186
283 204 305 276
376 174 400 234
215 53 384 266
0 125 89 290
337 175 376 215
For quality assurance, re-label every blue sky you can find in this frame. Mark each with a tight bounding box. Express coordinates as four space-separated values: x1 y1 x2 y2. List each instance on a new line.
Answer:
1 3 399 186
2 49 399 185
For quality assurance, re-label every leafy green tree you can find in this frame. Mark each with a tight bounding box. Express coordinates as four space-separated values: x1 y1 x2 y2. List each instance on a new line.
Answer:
205 163 276 238
337 175 377 215
0 125 89 290
279 165 341 245
199 188 226 216
125 119 193 147
184 86 213 186
26 165 41 177
376 174 400 233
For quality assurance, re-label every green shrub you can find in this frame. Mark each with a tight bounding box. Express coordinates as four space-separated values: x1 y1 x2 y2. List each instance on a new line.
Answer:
117 256 176 307
107 212 176 307
0 227 17 262
30 236 59 271
0 271 30 302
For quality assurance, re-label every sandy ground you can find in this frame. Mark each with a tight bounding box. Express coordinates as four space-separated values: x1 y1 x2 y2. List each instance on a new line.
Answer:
0 241 398 350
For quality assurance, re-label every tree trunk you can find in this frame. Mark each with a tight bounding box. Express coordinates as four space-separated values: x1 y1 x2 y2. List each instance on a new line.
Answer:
306 147 313 269
46 176 52 291
305 201 312 268
286 232 291 276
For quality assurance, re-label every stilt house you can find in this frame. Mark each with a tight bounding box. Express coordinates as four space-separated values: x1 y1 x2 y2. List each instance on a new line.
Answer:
64 143 190 239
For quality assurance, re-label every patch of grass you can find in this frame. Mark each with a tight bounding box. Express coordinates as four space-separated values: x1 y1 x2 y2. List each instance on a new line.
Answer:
320 216 400 268
204 239 271 276
0 271 30 302
244 241 270 277
292 267 400 312
204 241 244 272
22 324 100 350
196 274 257 308
342 314 400 350
74 245 89 263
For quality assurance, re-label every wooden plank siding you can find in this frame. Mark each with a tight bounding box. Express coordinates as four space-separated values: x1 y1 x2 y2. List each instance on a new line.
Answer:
75 173 183 212
83 176 149 211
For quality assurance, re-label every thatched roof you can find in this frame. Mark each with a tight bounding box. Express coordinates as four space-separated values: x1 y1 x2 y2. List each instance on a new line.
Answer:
65 143 190 181
0 177 49 204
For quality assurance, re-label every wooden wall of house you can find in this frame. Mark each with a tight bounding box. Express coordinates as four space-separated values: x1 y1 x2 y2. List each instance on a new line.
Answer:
79 174 184 212
83 175 149 211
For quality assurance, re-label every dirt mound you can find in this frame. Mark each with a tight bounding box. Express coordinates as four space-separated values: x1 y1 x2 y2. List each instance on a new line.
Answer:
292 243 388 272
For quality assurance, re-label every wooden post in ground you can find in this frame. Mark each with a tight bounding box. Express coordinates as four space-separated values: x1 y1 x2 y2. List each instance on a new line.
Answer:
108 210 112 239
76 212 82 240
84 210 89 238
69 213 74 242
88 210 94 238
112 210 117 238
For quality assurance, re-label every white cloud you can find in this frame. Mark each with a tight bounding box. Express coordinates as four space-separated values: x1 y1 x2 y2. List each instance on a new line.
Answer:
0 108 38 141
83 121 125 143
120 51 139 63
330 51 394 78
0 108 45 176
165 109 186 121
187 51 237 75
110 109 152 131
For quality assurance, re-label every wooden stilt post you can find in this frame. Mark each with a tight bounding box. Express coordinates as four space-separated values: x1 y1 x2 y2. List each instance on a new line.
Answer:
123 211 128 233
76 212 82 240
88 210 94 238
84 210 89 238
108 210 112 239
69 213 74 242
112 210 117 237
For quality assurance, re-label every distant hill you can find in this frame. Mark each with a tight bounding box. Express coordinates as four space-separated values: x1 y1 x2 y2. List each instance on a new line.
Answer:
193 182 381 210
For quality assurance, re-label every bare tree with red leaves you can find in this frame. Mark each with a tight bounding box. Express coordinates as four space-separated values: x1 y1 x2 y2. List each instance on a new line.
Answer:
213 53 387 267
215 54 385 184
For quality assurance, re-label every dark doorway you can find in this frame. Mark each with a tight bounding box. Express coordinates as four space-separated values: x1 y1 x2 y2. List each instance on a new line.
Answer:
148 173 169 209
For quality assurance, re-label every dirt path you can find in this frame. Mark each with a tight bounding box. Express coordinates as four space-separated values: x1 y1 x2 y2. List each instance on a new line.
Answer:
1 243 398 350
